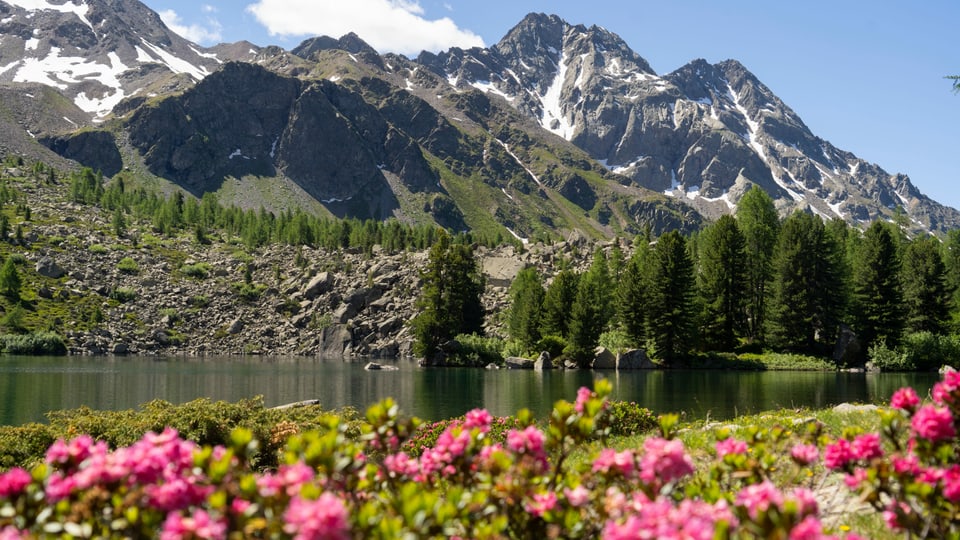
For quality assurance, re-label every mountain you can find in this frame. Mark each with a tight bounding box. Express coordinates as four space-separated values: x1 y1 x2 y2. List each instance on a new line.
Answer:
0 3 954 237
419 13 960 234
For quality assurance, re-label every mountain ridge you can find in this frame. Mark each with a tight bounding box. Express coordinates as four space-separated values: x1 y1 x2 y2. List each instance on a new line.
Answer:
0 1 955 236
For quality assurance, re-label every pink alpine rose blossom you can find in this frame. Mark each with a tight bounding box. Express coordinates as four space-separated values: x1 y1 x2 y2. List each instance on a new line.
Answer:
283 493 350 540
790 443 819 465
0 468 31 498
911 405 956 442
715 437 748 458
890 387 920 410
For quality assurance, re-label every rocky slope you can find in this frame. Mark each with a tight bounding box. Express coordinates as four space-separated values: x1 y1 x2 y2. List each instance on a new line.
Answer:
14 166 597 358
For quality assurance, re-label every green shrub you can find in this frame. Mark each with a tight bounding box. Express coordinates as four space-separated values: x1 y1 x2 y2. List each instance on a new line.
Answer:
606 400 658 437
901 332 960 371
181 262 211 279
599 328 632 354
535 334 567 360
868 340 913 371
444 334 504 366
0 423 55 469
189 295 210 308
88 244 108 254
110 287 137 303
232 282 266 301
1 331 67 355
401 414 525 457
116 256 139 274
6 253 26 265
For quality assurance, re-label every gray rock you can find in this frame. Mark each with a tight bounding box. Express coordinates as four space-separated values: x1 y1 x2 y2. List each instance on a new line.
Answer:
227 318 244 335
319 324 353 357
618 349 655 370
533 351 553 370
592 347 617 370
832 403 878 414
112 342 129 355
505 356 535 369
832 324 861 367
35 256 65 278
304 272 333 299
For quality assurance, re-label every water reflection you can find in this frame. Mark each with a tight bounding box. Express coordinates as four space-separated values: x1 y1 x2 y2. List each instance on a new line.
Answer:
0 356 940 426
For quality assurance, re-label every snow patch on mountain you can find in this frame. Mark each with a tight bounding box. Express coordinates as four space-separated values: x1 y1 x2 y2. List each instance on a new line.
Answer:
5 0 93 30
540 51 575 139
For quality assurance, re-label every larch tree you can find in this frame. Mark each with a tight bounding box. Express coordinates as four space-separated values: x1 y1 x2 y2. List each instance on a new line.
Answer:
506 267 546 353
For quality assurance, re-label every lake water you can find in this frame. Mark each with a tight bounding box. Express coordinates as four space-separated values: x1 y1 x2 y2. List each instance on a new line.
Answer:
0 356 940 426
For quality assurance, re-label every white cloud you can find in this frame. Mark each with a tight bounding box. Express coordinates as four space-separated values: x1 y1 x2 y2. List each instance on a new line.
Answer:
158 9 223 45
244 0 484 56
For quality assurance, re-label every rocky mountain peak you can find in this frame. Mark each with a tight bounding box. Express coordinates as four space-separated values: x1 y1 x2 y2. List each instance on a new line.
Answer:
0 0 221 122
291 32 379 60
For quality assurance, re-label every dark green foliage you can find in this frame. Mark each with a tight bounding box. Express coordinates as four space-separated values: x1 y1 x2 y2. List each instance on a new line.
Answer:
112 207 126 238
1 304 26 333
109 287 137 303
736 185 779 342
605 401 658 437
443 334 505 366
181 262 212 279
616 242 650 347
566 249 613 366
411 233 485 359
0 331 67 355
766 212 844 352
68 168 104 204
116 256 139 274
869 332 960 371
540 269 578 339
0 257 20 298
697 215 747 351
902 235 951 335
505 267 545 353
646 231 696 364
535 334 566 360
852 221 905 351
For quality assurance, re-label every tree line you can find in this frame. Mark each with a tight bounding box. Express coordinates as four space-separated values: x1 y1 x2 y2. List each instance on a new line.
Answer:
504 186 960 368
67 168 507 253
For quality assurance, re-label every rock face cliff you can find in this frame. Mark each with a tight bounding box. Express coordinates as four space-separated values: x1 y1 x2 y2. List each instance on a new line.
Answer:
421 13 960 234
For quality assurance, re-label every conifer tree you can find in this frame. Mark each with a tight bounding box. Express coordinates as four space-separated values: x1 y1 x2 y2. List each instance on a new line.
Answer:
646 231 696 364
697 215 747 351
851 221 904 350
736 185 779 342
566 249 613 365
540 269 579 339
506 267 545 353
411 233 485 359
0 257 21 299
617 241 651 348
901 235 950 335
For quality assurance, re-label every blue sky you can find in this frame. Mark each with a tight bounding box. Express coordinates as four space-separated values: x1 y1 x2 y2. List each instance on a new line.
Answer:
145 0 960 211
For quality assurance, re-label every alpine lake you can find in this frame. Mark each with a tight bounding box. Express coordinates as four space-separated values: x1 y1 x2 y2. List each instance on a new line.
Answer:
0 355 940 426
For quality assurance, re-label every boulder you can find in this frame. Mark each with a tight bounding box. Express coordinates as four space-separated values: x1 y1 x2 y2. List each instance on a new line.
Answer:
303 272 333 299
227 317 244 335
832 324 861 367
35 256 65 278
505 356 535 369
618 349 655 370
533 351 553 370
592 347 617 370
319 324 353 357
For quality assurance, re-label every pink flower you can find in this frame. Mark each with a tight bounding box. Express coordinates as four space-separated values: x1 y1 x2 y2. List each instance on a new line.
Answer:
463 409 493 431
890 387 920 410
942 465 960 502
844 468 868 489
160 509 227 540
0 527 26 540
791 487 818 517
574 387 593 413
525 491 558 517
933 369 960 404
788 515 825 540
564 485 591 507
592 448 635 476
911 405 956 442
283 493 350 540
851 433 883 461
736 480 784 520
638 437 693 487
892 454 920 475
790 443 819 465
883 501 911 531
0 468 31 498
715 437 748 458
506 426 548 470
384 452 419 477
823 439 854 470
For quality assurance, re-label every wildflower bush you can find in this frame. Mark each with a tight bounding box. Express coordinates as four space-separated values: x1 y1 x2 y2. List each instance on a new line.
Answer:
824 367 960 538
0 379 886 539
